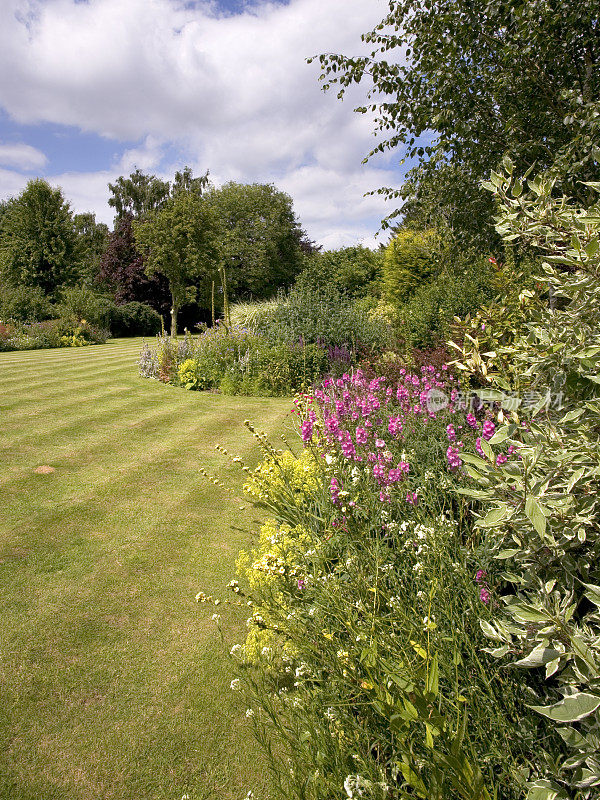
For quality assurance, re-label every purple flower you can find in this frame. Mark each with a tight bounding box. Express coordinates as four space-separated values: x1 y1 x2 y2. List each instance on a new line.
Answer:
479 587 491 604
475 437 484 457
297 578 306 590
475 570 487 584
496 452 507 466
406 491 418 505
466 413 477 428
375 438 385 449
446 424 456 442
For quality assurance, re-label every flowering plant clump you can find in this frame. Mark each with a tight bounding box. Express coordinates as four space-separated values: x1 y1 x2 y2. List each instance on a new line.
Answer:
138 324 329 396
222 363 542 800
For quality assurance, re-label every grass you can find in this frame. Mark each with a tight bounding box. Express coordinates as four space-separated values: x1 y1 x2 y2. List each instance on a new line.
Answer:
0 337 292 800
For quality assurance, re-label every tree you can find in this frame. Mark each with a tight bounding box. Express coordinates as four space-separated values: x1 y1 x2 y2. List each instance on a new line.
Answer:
108 168 171 221
97 212 170 315
314 0 600 246
133 191 218 336
0 179 79 296
382 229 437 306
73 212 109 286
202 182 309 300
296 246 383 299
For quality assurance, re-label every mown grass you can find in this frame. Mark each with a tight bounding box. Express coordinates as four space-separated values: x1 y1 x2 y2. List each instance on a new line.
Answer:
0 338 292 800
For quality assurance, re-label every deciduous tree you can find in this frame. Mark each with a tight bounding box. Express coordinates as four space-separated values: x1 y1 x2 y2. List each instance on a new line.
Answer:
315 0 600 245
0 179 79 296
202 182 309 300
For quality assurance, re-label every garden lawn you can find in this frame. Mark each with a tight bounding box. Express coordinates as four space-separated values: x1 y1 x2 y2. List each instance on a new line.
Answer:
0 338 291 800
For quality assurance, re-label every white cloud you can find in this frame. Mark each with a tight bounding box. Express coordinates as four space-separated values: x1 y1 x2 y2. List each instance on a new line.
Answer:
0 142 47 170
0 0 403 246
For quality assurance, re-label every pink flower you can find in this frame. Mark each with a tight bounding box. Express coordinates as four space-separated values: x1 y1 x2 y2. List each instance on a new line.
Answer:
496 453 507 466
446 445 462 471
373 464 385 479
482 420 495 441
375 438 385 449
297 578 306 590
300 419 313 442
475 569 487 584
479 587 491 604
325 416 339 435
355 426 368 445
466 413 477 428
446 424 456 442
406 491 418 505
475 437 484 457
329 477 341 504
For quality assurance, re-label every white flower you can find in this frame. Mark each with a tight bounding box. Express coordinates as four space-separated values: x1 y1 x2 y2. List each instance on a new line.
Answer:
230 678 241 691
343 774 372 798
230 644 242 657
261 647 272 657
211 613 221 624
325 454 334 465
245 708 255 718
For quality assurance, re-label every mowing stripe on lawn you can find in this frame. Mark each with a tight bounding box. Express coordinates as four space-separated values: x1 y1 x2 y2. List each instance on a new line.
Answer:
0 337 291 800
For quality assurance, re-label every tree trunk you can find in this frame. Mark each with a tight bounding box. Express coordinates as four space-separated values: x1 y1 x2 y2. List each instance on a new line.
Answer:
170 295 179 338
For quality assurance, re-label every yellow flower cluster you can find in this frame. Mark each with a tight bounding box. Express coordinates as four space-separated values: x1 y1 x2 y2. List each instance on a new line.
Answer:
244 449 321 505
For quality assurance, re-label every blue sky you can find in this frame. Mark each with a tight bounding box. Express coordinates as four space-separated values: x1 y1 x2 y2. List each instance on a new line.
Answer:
0 0 406 248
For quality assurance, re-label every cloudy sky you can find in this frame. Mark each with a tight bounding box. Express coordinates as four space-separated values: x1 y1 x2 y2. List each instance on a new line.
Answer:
0 0 407 248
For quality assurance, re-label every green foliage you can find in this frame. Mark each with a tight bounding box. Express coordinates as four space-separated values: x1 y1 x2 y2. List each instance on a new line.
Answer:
246 284 393 355
111 301 162 337
56 285 115 329
0 179 79 296
449 256 543 389
73 212 110 286
170 326 329 396
314 0 599 245
202 182 307 301
108 168 171 220
399 257 496 351
134 188 218 335
457 169 600 797
296 246 383 299
229 297 283 329
0 284 53 323
382 229 438 306
0 317 108 352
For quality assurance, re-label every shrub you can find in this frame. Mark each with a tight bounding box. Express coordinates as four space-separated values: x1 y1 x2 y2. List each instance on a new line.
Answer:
111 301 162 337
56 285 116 329
0 317 108 351
0 284 53 323
248 285 394 355
295 246 384 299
382 228 438 306
170 327 329 396
456 168 600 798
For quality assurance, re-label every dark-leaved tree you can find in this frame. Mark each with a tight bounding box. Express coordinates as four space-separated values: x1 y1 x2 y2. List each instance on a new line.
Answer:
98 212 170 317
